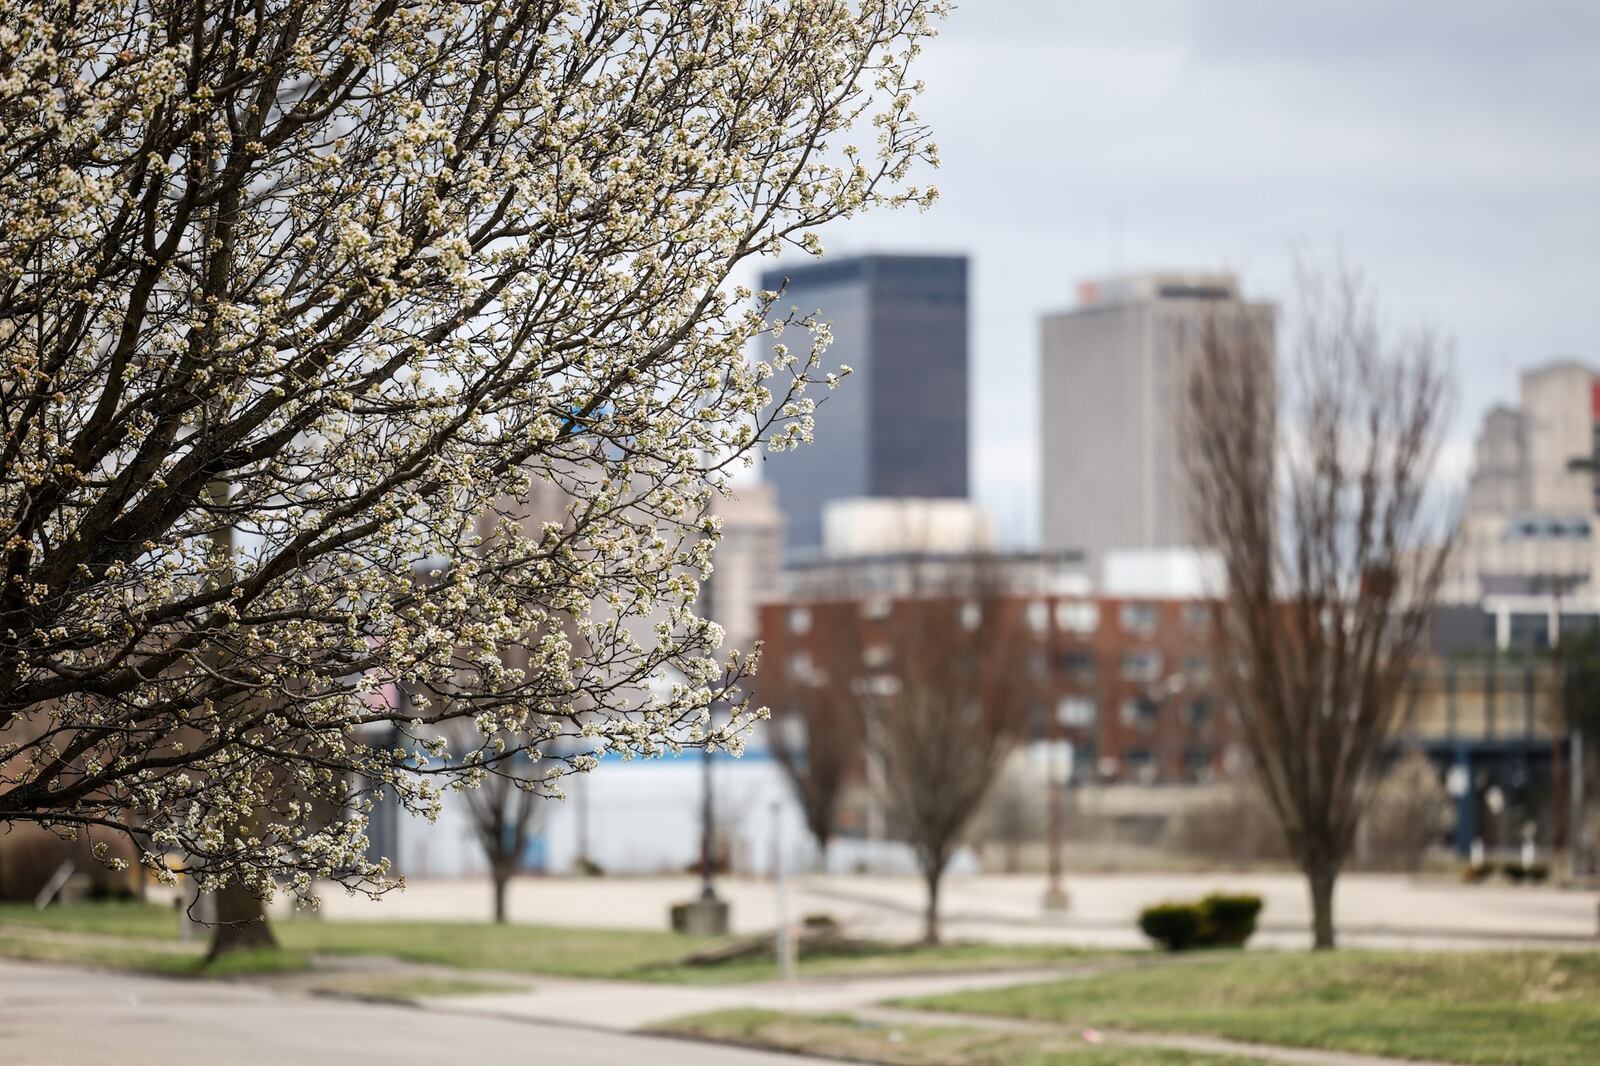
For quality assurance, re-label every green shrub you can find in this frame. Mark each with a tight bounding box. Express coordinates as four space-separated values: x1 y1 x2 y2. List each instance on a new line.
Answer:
1524 863 1550 883
1199 893 1263 946
1138 903 1205 951
1139 894 1264 951
1501 862 1528 883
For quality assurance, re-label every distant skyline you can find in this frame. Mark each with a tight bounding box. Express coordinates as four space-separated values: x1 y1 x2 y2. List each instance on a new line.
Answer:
755 1 1600 546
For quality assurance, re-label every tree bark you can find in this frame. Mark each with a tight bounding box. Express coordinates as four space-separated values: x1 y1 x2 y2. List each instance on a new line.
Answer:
207 881 277 960
1307 861 1337 950
492 865 510 925
921 866 942 945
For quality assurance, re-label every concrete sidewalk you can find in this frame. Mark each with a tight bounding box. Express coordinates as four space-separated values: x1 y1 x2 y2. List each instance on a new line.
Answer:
307 871 1600 950
0 960 853 1066
412 963 1103 1031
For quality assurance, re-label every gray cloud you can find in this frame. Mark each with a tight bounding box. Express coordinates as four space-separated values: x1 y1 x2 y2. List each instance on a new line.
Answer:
807 1 1600 545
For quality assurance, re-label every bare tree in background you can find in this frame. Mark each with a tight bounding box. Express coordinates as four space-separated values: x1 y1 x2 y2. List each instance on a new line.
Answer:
1185 264 1453 949
464 741 550 925
765 609 864 870
870 556 1034 943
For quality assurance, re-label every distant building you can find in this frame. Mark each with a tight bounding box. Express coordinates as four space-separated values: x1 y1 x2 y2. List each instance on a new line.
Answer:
703 482 784 656
821 497 990 559
758 254 968 552
1039 272 1276 574
762 553 1233 786
1447 360 1600 604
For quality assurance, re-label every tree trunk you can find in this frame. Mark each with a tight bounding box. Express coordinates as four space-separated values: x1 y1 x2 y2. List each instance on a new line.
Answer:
492 865 510 924
921 866 942 945
207 881 277 960
1307 861 1337 950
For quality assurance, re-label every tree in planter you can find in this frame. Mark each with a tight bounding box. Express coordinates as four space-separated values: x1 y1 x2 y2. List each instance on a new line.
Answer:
1185 263 1453 949
0 0 946 949
868 555 1034 943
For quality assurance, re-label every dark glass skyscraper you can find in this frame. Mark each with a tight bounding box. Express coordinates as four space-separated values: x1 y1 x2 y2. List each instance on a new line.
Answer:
758 254 969 551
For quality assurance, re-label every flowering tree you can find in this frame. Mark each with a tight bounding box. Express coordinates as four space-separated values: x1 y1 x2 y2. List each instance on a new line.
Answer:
0 0 944 915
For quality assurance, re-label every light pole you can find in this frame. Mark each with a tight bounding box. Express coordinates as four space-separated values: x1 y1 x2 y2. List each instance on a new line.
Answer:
657 666 730 934
699 702 720 903
1041 725 1070 911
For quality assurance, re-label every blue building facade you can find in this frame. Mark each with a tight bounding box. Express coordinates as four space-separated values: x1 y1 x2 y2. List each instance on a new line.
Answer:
758 254 969 551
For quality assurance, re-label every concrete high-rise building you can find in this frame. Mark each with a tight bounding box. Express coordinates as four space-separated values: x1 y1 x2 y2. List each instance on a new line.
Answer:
1444 359 1600 604
703 482 784 655
1521 361 1599 515
1466 404 1530 517
1039 272 1276 570
758 254 968 552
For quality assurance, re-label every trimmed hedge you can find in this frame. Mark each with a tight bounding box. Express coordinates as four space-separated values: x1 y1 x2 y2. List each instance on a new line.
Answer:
1200 893 1263 946
1138 893 1264 951
1138 902 1205 951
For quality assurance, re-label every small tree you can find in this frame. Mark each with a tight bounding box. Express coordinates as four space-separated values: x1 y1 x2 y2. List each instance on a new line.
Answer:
463 742 549 925
765 610 864 870
1185 263 1453 949
869 556 1033 943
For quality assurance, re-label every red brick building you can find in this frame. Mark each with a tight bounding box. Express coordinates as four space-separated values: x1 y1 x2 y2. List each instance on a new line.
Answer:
756 556 1237 785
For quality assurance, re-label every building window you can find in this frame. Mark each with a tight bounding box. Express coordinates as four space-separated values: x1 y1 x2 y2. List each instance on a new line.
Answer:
1057 696 1096 727
788 607 812 634
1055 600 1099 635
789 650 824 685
1059 650 1096 681
1120 602 1158 636
1120 696 1159 727
1121 650 1162 682
1183 603 1212 632
861 644 892 668
1182 653 1210 683
1026 600 1050 637
861 597 893 621
1182 746 1216 783
1186 698 1212 726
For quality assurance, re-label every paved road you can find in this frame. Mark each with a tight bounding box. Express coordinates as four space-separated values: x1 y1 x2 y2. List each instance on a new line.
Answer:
0 961 849 1066
304 871 1600 950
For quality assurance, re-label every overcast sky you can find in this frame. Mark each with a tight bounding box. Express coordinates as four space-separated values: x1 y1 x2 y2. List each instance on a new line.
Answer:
798 0 1600 545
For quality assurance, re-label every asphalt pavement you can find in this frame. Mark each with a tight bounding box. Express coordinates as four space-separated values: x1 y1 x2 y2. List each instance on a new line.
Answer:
0 960 849 1066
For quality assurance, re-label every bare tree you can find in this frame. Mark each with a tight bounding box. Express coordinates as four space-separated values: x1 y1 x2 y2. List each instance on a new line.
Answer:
764 608 864 870
1185 263 1453 949
0 0 945 918
869 556 1034 943
464 743 549 925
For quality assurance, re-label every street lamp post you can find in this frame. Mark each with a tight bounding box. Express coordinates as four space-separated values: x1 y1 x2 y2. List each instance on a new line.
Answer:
1042 711 1069 911
699 714 719 902
657 667 729 934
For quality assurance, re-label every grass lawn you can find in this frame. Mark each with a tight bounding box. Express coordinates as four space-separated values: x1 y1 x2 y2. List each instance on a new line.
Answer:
905 950 1600 1066
0 929 309 978
0 901 1096 984
656 1008 1263 1065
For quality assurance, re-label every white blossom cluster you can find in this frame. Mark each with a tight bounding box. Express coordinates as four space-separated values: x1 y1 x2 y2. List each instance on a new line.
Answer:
0 0 944 901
